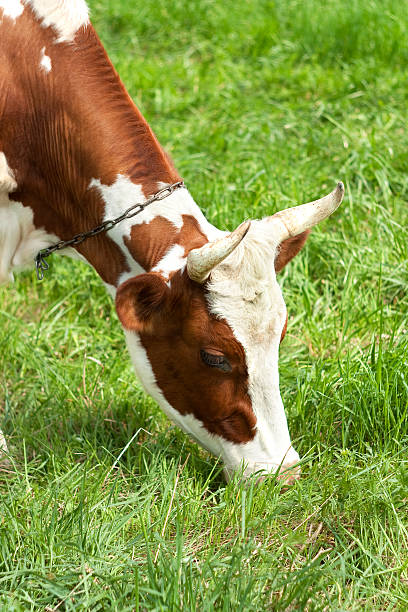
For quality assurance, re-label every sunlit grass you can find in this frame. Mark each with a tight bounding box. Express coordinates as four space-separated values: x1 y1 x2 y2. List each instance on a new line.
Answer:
0 0 407 609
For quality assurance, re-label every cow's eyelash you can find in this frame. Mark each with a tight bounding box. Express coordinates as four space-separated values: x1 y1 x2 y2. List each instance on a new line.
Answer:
200 350 232 373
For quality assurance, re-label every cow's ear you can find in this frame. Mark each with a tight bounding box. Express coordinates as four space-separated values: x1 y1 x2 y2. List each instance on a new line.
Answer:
274 230 310 273
115 273 169 333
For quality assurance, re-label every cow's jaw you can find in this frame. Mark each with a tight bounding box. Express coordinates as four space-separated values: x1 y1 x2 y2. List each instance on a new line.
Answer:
124 326 299 479
123 330 237 460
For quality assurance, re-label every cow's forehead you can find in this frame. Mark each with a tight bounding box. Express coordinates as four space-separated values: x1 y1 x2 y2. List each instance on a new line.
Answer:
206 223 286 345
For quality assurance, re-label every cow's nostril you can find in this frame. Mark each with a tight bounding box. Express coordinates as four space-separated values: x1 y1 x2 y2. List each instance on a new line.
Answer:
252 461 301 486
277 461 301 485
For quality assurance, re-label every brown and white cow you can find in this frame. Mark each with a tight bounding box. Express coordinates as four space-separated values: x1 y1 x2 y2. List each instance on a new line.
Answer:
0 0 343 480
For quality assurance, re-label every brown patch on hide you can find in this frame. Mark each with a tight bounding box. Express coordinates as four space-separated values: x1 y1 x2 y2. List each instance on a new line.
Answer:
0 5 181 284
116 271 256 443
125 215 208 272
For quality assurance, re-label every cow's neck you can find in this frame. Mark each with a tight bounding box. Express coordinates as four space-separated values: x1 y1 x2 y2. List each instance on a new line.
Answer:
6 14 218 287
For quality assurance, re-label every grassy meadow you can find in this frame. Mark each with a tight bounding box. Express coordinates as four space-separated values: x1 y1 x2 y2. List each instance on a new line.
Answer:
1 0 408 609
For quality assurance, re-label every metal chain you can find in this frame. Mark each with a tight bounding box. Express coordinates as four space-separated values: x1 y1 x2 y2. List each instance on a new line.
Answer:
34 181 185 280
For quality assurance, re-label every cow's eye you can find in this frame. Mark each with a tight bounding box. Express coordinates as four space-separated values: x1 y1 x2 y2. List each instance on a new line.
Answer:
200 349 232 372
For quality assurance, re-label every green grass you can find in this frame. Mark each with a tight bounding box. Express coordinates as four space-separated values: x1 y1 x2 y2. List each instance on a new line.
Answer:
1 0 408 609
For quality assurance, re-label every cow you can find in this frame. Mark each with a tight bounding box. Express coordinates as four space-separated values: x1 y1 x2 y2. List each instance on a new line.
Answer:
0 0 343 482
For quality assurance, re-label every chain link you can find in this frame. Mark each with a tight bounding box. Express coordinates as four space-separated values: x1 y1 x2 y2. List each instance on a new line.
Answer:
34 181 185 280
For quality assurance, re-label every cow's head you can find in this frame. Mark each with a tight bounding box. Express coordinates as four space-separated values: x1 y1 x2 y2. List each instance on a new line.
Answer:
116 183 344 481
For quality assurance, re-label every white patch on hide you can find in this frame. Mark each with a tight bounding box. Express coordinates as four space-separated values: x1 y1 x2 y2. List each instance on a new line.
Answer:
0 197 59 284
0 0 24 20
39 46 52 72
206 220 300 473
27 0 89 43
0 153 17 193
89 176 145 285
90 175 218 237
89 175 220 286
152 244 186 280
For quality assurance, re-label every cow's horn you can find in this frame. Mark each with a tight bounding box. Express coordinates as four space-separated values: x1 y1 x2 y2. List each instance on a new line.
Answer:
268 182 344 241
187 221 251 284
